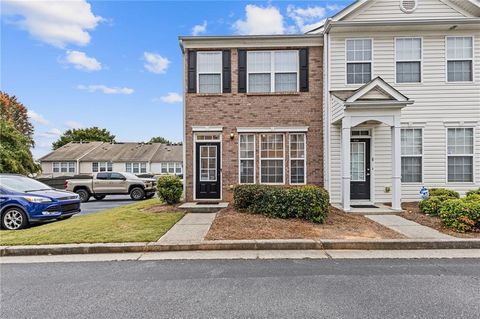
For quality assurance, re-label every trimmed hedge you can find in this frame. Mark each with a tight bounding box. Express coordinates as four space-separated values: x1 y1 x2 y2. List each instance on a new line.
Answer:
439 198 480 232
419 195 454 216
428 188 460 198
156 175 183 205
466 188 480 197
233 185 330 223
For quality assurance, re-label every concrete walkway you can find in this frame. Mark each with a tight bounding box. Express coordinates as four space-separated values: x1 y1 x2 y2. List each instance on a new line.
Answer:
157 213 216 243
366 215 453 239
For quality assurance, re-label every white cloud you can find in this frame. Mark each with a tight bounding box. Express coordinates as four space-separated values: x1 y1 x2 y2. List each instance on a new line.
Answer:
154 92 183 104
192 20 207 36
38 128 62 137
233 5 284 35
27 110 49 125
143 52 170 74
77 84 134 95
65 120 83 129
287 5 328 33
326 4 343 12
64 50 101 71
2 0 103 48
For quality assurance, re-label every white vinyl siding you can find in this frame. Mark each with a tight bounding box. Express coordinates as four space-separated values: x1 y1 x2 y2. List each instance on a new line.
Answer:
447 128 474 183
346 39 372 84
396 38 422 83
239 134 255 184
446 37 473 82
197 51 222 93
260 133 284 184
92 162 112 172
125 162 147 174
53 162 76 173
289 133 306 184
401 128 423 183
247 51 298 93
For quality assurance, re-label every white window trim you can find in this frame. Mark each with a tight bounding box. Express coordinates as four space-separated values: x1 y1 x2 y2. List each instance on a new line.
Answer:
161 162 182 175
345 38 374 86
394 37 423 84
401 127 424 184
445 36 475 83
350 141 367 182
196 51 223 94
52 162 76 173
92 162 112 173
238 134 256 184
199 145 218 182
125 162 147 174
446 127 475 184
193 132 223 201
289 133 307 185
246 50 300 93
259 133 285 185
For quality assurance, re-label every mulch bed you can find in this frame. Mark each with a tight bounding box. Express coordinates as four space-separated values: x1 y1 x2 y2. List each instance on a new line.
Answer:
400 202 480 238
205 206 405 240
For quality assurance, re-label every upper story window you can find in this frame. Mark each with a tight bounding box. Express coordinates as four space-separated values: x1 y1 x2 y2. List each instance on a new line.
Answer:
53 162 75 173
92 162 112 172
447 37 473 82
346 39 372 84
247 51 298 93
197 51 222 93
396 38 422 83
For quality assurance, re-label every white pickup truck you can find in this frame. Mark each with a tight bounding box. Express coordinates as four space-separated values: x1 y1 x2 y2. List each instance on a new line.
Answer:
65 172 157 202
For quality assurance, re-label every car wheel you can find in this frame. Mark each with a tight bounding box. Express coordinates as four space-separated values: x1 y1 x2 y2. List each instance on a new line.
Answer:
76 189 90 202
130 187 145 200
145 193 155 199
1 208 29 230
94 195 106 201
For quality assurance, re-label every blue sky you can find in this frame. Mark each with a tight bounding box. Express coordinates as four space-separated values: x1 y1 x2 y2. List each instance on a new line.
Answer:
1 0 352 159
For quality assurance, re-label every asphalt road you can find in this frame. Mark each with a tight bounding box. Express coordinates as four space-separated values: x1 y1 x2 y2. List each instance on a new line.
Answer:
77 195 136 215
1 259 479 319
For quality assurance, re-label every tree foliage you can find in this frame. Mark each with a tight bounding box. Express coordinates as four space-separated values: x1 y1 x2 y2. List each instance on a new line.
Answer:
52 127 116 150
0 120 40 175
149 136 172 144
0 91 34 145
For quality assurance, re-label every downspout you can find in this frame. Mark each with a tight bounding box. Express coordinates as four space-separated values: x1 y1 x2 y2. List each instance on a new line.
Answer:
179 38 187 200
323 28 331 195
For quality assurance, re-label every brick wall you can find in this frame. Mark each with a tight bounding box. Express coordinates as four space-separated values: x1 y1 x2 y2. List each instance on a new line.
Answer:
184 46 323 201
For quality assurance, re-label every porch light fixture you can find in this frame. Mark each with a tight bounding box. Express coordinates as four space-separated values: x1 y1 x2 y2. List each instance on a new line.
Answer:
230 133 235 139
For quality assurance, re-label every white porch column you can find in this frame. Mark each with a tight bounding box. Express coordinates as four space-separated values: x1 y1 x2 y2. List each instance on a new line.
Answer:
391 123 402 210
341 117 351 211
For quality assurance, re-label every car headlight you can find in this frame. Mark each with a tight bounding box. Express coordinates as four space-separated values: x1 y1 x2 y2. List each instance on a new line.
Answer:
23 196 52 203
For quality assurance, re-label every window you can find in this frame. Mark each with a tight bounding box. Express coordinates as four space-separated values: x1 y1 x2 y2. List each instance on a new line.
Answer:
200 146 217 181
247 51 298 93
160 162 182 175
447 128 474 182
53 162 75 173
260 134 284 184
197 51 222 93
110 173 125 180
125 162 147 174
239 134 255 184
346 39 372 84
396 38 421 83
401 128 423 183
350 142 366 181
92 162 112 172
290 134 306 184
96 173 109 180
447 37 473 82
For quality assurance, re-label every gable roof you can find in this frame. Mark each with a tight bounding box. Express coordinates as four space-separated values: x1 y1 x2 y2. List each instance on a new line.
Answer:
38 142 103 162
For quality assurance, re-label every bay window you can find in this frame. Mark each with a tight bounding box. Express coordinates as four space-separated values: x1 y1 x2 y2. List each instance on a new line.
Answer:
346 39 372 84
401 128 423 183
447 128 474 182
396 38 422 83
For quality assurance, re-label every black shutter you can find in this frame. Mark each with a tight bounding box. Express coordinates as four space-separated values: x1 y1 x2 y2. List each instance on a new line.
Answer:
222 50 231 93
187 50 196 93
238 49 247 93
299 48 309 92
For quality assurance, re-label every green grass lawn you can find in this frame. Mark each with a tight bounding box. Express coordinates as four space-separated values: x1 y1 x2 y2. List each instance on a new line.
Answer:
0 199 184 246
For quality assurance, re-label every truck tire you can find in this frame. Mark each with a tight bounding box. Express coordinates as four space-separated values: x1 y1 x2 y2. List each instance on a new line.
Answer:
130 187 145 200
94 195 106 201
76 189 90 203
1 207 29 230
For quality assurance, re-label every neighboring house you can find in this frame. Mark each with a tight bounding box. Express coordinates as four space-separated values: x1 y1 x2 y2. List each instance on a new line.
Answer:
38 142 183 177
179 35 324 201
310 0 480 210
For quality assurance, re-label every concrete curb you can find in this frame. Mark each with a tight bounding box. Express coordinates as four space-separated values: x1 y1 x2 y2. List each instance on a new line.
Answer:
1 239 480 256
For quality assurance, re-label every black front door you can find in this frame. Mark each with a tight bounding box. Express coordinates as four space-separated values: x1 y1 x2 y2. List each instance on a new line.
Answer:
350 138 370 200
196 142 221 199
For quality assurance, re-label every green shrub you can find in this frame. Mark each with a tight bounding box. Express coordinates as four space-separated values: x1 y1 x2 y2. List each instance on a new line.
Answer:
429 188 459 198
466 188 480 197
465 193 480 202
419 195 453 216
156 175 183 205
233 184 330 223
439 198 480 232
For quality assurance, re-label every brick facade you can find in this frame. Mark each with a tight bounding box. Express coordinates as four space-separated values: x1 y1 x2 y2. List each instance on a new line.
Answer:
184 46 323 201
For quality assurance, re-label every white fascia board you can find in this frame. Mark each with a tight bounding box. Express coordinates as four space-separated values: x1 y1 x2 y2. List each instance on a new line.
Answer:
192 126 223 132
347 78 408 103
237 126 309 133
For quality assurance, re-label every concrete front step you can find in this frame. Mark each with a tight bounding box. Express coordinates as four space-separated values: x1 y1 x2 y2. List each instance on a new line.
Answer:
179 202 229 213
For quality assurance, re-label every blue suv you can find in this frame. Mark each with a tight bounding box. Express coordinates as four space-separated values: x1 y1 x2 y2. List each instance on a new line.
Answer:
0 174 81 230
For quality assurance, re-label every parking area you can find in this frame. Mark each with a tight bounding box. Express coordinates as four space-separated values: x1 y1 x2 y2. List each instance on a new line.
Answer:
78 195 137 215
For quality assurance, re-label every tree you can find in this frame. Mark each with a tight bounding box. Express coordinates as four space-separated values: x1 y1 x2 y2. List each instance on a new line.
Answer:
0 120 40 175
52 127 115 150
149 136 172 144
0 91 34 145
